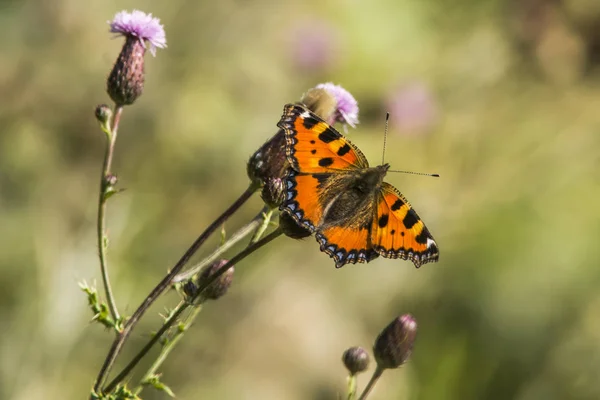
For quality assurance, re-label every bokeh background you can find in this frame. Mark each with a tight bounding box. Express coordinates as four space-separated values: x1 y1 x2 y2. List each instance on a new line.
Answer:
2 0 600 399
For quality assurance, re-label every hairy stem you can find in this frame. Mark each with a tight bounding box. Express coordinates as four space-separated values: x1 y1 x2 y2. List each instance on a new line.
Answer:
97 105 123 327
357 366 384 400
103 228 283 393
92 184 258 394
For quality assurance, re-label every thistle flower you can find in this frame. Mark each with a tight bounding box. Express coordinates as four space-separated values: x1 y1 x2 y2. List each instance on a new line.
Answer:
248 83 359 192
385 82 437 135
290 20 338 73
342 346 370 375
315 82 359 127
299 87 337 124
373 314 417 370
106 10 166 106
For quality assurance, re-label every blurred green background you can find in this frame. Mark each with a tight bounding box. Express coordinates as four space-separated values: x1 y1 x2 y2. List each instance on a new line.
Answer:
2 0 600 399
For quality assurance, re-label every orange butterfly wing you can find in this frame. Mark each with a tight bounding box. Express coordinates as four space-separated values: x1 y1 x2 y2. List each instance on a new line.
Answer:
371 182 439 268
316 225 379 267
282 170 325 232
279 103 368 232
277 104 369 173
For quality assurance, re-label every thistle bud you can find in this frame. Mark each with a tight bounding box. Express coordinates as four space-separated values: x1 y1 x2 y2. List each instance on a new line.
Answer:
373 314 417 369
342 346 370 375
105 174 118 186
261 177 286 209
247 129 289 188
181 280 199 299
95 104 112 125
106 10 166 106
197 259 234 301
279 212 311 239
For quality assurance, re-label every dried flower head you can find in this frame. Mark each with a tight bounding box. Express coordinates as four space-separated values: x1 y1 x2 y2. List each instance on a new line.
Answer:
342 346 370 375
106 10 166 106
197 259 234 301
315 82 359 127
373 314 417 369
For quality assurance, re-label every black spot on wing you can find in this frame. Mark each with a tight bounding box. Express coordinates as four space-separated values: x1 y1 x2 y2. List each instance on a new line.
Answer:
318 129 338 143
415 229 430 244
391 198 404 211
337 144 351 156
378 214 389 228
311 149 316 154
311 173 330 185
318 157 334 167
303 116 319 130
403 209 419 229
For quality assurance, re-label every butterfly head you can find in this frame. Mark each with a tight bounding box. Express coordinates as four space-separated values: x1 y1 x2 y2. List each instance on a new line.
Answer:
354 163 390 193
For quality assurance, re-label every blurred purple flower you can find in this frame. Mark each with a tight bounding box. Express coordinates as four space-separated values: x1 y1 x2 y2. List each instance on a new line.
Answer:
316 82 359 127
290 20 338 73
385 82 438 135
109 10 166 56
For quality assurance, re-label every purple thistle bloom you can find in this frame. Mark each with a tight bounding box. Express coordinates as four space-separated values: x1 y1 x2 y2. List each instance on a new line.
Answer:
316 82 359 127
386 82 438 135
109 10 166 57
290 20 338 73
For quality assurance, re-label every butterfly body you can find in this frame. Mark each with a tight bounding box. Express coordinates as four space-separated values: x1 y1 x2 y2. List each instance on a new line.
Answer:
278 104 439 268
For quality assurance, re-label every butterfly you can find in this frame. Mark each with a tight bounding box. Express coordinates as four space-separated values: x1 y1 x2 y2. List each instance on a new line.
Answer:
277 103 439 268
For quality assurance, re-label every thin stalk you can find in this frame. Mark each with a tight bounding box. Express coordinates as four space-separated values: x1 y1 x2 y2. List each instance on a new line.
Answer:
347 374 357 400
133 301 203 396
93 184 258 393
103 228 283 393
357 366 384 400
173 207 269 283
97 105 123 326
249 208 273 244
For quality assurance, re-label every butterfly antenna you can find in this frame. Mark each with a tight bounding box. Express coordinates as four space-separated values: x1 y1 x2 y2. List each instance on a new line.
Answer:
388 170 440 177
382 112 390 165
384 111 439 178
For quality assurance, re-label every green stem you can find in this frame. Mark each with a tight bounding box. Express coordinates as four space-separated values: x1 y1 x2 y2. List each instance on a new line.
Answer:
173 207 269 283
103 227 283 394
347 374 357 400
357 366 384 400
92 184 258 394
134 301 203 396
249 208 273 244
97 105 123 327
